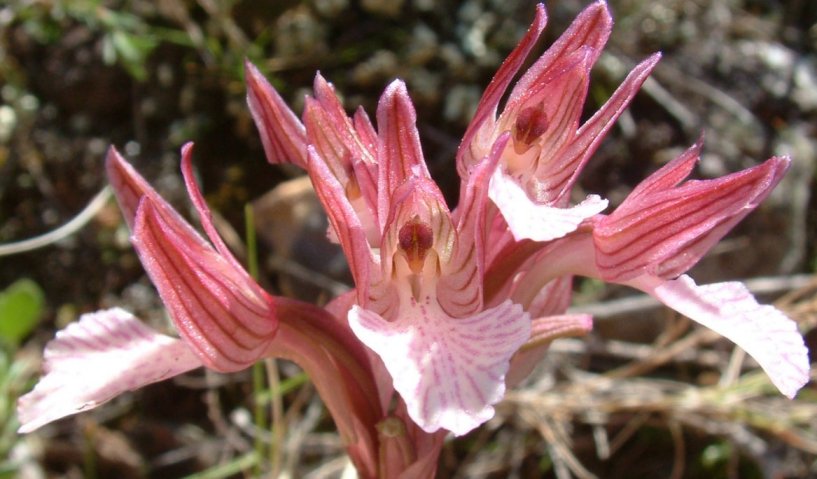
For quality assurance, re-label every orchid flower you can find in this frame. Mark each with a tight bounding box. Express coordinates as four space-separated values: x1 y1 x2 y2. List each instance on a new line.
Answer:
17 145 280 432
460 1 659 242
18 2 810 477
492 139 809 399
590 141 808 397
18 145 396 477
249 71 531 435
456 1 809 399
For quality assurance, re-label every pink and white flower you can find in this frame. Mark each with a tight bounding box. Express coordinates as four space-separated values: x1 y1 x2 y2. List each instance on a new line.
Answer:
18 3 809 477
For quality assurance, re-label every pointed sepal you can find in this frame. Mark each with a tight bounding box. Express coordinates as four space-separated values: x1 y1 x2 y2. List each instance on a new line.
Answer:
132 197 278 372
506 313 593 386
542 53 661 203
458 3 547 172
245 60 308 167
594 149 790 282
377 80 430 231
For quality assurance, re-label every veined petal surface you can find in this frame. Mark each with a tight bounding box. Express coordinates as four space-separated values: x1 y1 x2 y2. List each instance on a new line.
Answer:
594 152 789 282
245 61 307 167
636 274 809 398
133 199 277 372
348 300 529 436
18 308 201 433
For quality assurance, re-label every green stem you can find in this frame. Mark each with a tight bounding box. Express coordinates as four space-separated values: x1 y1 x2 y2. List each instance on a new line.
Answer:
245 204 266 477
266 358 284 477
244 203 259 279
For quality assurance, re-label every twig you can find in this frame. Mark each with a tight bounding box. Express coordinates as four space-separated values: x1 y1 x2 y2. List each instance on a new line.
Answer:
598 52 698 133
719 347 747 389
654 62 759 127
668 419 685 479
0 186 112 256
550 337 726 368
523 412 596 479
607 411 651 457
605 328 718 379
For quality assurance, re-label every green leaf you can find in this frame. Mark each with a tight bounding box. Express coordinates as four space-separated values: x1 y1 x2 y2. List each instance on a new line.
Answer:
0 279 45 346
110 31 158 81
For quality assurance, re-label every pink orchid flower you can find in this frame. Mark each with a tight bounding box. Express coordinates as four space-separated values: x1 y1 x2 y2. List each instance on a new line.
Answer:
460 1 659 242
18 2 810 477
18 145 399 477
249 69 531 435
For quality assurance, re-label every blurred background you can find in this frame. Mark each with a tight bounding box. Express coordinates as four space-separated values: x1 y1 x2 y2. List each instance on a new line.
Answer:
0 0 816 477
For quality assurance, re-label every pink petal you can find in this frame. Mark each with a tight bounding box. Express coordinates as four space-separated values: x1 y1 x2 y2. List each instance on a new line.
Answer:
132 198 278 372
506 1 612 107
244 60 308 167
544 53 661 202
304 74 375 179
635 274 809 398
457 4 546 171
302 83 380 238
376 80 430 231
489 167 607 242
106 147 207 243
304 96 350 180
594 155 790 281
525 275 574 318
511 48 595 169
527 313 593 347
377 175 454 291
18 308 201 433
616 134 701 212
440 135 510 318
353 106 378 155
180 143 247 273
306 147 375 297
312 74 377 162
348 300 530 436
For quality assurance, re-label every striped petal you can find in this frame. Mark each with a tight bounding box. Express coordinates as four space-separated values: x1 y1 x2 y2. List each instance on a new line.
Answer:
307 146 376 298
634 275 809 398
245 60 308 167
132 197 278 372
457 3 546 172
542 53 660 203
441 134 510 317
348 300 529 436
506 313 593 386
594 151 790 282
506 1 612 107
106 147 206 242
376 80 430 232
18 308 201 433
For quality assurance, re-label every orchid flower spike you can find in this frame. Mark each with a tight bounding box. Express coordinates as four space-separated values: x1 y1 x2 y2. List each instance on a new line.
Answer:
19 4 810 469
